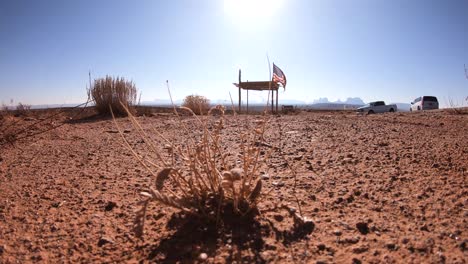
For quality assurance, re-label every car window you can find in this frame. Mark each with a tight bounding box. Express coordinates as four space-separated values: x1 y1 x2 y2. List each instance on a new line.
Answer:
375 102 384 106
414 97 421 103
423 96 438 102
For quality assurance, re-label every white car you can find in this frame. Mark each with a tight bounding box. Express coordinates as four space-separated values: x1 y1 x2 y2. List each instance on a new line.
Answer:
357 101 397 114
410 96 439 111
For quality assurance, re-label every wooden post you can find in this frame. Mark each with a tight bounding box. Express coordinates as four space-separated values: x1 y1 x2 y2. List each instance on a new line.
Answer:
247 90 249 114
238 69 241 113
271 82 274 113
276 88 279 114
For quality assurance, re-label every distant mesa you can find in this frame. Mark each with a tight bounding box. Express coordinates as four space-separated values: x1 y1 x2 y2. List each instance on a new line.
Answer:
344 97 365 105
312 97 330 104
306 97 365 110
312 97 365 105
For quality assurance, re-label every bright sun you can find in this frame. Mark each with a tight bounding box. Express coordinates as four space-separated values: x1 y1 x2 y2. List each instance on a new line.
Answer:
224 0 284 28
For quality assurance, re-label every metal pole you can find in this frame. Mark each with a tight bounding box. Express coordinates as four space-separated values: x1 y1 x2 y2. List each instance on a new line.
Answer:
238 69 241 113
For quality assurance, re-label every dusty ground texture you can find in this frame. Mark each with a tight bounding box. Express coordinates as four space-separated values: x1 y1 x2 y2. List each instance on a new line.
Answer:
0 108 467 263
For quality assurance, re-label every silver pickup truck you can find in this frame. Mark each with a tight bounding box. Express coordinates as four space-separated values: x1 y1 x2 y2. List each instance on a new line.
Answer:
357 101 397 114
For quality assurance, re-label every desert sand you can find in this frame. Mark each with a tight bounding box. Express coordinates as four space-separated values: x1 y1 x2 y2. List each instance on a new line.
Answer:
0 108 466 263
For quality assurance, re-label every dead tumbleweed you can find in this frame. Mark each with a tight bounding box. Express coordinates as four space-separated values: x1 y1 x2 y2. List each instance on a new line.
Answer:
112 103 312 240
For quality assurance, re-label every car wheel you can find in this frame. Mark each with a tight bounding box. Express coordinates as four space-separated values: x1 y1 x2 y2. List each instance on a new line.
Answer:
417 106 421 111
389 108 395 112
368 110 374 115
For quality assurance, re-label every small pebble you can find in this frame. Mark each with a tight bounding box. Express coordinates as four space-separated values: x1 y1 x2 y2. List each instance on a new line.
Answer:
356 222 369 235
199 252 208 260
272 181 285 187
333 229 342 236
105 201 117 211
459 240 467 251
97 237 113 247
317 243 326 250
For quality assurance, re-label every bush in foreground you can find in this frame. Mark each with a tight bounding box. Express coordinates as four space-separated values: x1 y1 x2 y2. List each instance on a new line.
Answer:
89 76 137 115
113 105 270 238
112 104 313 241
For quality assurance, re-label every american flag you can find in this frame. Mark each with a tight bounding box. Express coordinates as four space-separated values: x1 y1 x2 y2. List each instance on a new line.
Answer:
272 63 287 90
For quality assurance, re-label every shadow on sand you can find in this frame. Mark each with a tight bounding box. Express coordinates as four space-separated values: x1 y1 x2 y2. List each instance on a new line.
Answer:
146 209 314 263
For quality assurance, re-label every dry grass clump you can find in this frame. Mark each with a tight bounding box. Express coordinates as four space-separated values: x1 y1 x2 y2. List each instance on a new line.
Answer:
448 98 468 115
0 109 17 145
0 104 21 145
89 76 137 115
182 95 210 115
15 103 31 116
1 103 10 112
112 104 272 238
0 104 9 120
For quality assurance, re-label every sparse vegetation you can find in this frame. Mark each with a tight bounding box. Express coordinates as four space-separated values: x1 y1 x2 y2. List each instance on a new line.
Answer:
448 97 468 115
1 103 9 112
15 103 31 116
0 103 10 120
0 103 30 145
89 75 137 115
182 95 210 115
0 101 94 146
113 104 276 238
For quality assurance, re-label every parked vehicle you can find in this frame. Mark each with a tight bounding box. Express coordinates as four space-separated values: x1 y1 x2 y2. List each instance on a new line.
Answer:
357 101 397 114
410 96 439 111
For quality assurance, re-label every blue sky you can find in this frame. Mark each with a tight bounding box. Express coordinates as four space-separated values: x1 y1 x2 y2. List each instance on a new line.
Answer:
1 0 467 106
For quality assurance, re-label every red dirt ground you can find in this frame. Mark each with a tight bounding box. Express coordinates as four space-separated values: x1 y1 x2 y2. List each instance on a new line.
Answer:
0 109 466 263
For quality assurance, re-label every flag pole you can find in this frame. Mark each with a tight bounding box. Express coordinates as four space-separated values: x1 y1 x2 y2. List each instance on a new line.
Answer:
267 54 272 114
238 69 241 113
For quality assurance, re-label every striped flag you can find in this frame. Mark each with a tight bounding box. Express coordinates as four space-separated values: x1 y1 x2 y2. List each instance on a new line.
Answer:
272 63 287 90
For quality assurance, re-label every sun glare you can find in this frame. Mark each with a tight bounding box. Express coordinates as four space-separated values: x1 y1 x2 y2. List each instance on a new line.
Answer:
224 0 284 28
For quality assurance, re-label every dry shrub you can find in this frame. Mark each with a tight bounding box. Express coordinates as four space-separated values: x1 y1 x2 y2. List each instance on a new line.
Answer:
0 104 9 120
1 103 9 112
182 95 210 115
448 97 468 115
113 104 275 238
89 76 137 115
0 106 17 145
15 103 31 116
